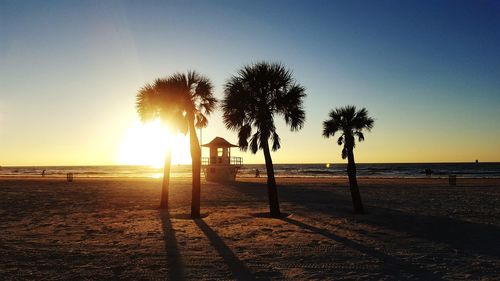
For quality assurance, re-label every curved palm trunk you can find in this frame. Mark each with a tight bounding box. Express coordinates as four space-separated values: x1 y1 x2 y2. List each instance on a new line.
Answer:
346 143 364 213
262 140 281 217
188 114 202 218
160 147 172 209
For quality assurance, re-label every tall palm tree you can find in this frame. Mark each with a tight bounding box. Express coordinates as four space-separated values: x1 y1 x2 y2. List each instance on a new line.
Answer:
322 105 374 214
136 80 187 209
223 62 306 217
166 72 217 218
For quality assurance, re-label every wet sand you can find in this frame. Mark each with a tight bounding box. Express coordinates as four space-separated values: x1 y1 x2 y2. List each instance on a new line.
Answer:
0 177 499 280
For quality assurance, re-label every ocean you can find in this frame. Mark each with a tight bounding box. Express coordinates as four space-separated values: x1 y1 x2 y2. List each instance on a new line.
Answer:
1 163 499 178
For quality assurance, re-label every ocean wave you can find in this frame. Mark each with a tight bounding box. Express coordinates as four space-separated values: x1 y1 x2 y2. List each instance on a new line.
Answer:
1 163 500 178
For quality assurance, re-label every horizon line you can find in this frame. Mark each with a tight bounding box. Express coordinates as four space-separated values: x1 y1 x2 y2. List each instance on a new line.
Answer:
1 161 497 168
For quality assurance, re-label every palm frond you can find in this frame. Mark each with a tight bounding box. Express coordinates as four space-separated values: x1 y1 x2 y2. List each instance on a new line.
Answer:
337 135 343 145
199 96 218 115
351 107 374 131
136 84 158 122
354 131 365 142
169 72 189 90
170 110 189 135
195 113 208 128
280 84 306 131
237 124 252 151
186 70 198 89
322 113 340 137
223 77 253 130
193 74 217 115
271 132 281 151
249 131 260 154
342 147 348 159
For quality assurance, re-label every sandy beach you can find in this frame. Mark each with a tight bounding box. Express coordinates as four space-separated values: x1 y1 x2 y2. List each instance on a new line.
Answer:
1 177 499 280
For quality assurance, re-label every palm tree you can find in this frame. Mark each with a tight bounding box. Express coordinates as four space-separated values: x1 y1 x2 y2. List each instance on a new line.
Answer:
322 105 374 214
223 62 306 217
166 72 217 218
136 80 187 209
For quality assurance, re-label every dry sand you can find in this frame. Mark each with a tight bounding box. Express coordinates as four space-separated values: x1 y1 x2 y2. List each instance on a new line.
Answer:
0 176 499 280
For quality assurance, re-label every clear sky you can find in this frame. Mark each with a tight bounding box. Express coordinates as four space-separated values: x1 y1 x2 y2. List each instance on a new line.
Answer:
1 0 500 166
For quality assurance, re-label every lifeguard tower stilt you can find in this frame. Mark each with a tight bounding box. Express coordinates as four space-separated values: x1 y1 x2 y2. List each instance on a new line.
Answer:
201 137 242 182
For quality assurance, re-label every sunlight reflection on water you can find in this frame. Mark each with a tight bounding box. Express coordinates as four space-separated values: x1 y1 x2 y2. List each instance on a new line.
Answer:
150 173 162 179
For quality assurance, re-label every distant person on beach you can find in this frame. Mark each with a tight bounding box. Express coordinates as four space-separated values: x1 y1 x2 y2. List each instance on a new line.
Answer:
42 170 45 177
255 169 260 178
66 172 73 182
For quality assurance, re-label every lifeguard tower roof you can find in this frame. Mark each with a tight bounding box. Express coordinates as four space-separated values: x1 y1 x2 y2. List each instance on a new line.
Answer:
201 137 238 148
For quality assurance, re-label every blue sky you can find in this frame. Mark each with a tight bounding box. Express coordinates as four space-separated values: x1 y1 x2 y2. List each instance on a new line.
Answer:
1 0 499 165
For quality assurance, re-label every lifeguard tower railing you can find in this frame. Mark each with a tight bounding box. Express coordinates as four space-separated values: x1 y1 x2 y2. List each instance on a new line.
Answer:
201 156 243 167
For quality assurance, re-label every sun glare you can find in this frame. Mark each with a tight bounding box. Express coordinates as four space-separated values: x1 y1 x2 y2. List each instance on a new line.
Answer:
118 119 191 167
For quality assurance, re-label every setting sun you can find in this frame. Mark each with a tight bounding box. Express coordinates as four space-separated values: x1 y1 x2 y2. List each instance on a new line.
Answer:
117 119 191 167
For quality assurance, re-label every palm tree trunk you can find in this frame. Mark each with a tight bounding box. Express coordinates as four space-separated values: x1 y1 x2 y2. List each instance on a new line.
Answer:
160 147 172 209
346 145 364 214
188 114 201 218
262 140 281 217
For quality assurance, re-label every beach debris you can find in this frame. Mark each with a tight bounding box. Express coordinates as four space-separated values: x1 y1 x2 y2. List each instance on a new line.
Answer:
449 175 457 186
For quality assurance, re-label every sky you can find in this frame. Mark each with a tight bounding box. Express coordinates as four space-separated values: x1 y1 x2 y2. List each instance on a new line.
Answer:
1 0 500 166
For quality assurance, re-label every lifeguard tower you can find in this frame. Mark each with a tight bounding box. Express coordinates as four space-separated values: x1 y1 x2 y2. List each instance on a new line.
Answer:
201 137 242 182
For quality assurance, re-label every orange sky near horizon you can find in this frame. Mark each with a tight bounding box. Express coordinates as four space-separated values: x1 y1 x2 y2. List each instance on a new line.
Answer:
1 105 498 167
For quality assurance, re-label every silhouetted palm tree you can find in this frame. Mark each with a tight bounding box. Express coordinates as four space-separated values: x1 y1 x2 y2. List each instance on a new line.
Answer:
167 72 217 218
323 105 374 213
223 62 306 217
136 81 187 209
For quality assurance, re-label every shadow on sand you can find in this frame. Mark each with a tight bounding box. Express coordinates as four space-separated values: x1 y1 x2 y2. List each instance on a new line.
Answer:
160 209 257 281
281 216 444 280
228 181 500 259
159 210 185 281
250 212 291 219
194 219 256 281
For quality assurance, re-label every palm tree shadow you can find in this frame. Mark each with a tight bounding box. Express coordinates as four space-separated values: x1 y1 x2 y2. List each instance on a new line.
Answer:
282 186 500 259
281 217 444 280
228 181 354 216
229 181 500 259
159 210 185 281
356 207 500 257
193 219 257 281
